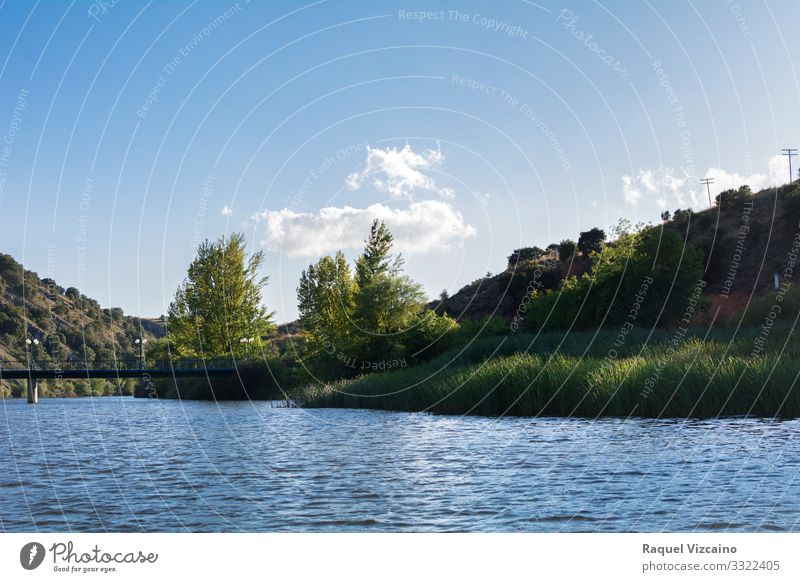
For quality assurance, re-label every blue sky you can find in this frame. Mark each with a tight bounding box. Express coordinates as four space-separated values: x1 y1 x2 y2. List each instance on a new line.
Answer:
1 0 798 322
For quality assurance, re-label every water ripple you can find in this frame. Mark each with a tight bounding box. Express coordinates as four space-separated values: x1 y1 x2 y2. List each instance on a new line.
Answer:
1 397 799 531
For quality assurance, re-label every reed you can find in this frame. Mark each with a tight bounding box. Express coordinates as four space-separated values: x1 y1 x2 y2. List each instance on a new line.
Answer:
296 325 800 417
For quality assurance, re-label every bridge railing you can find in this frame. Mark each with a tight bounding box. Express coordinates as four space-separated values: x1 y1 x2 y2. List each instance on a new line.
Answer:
0 358 238 372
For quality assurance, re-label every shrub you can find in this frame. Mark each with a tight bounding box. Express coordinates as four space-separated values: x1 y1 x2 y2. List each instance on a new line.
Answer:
577 228 606 255
507 247 545 269
558 239 577 261
715 185 753 210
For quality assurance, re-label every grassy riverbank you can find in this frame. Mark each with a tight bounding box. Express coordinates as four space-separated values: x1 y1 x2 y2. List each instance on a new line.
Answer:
296 326 800 417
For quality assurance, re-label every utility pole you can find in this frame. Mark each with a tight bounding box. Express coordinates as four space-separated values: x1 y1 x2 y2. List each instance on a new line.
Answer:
782 148 797 183
701 177 715 207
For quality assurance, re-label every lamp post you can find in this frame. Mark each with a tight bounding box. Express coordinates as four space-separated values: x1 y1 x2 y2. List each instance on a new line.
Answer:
25 338 40 364
134 338 148 370
239 337 255 358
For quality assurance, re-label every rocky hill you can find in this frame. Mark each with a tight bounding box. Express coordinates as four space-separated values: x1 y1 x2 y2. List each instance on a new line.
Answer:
433 253 590 322
0 253 163 366
435 181 800 323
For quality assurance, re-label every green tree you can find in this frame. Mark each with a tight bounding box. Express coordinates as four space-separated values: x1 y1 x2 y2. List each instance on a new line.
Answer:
578 228 606 255
296 220 456 373
167 233 275 357
558 239 577 261
353 221 426 343
297 251 356 355
672 208 692 224
355 220 399 288
527 224 704 330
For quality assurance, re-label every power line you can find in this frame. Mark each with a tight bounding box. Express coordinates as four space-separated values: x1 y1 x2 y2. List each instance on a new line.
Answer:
782 148 798 183
700 177 715 207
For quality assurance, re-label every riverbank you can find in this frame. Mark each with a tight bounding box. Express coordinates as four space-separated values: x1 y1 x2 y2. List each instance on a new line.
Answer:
296 326 800 418
0 381 136 399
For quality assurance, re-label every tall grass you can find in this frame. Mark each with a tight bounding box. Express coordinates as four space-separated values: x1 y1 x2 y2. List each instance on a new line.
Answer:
295 325 800 418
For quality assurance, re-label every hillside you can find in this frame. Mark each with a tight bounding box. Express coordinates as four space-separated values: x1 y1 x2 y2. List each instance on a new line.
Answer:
0 253 163 369
435 181 800 323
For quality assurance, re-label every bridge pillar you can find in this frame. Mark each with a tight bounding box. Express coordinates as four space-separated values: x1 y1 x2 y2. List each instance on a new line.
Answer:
27 377 38 404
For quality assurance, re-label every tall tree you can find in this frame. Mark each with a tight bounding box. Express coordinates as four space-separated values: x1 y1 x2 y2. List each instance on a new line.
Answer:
558 239 577 261
355 220 400 288
578 227 606 256
297 251 356 354
296 220 455 371
167 233 275 357
353 220 426 342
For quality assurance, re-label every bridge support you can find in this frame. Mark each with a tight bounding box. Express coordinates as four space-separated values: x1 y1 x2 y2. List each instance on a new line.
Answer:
27 377 38 404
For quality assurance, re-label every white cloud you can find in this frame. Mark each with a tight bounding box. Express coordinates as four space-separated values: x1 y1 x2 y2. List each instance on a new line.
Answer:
623 168 690 206
622 174 643 205
346 144 454 199
253 201 476 257
706 154 788 193
621 155 790 209
221 205 233 216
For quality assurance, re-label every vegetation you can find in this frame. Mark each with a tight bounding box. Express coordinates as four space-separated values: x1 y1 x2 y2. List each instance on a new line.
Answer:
507 246 545 268
715 185 753 210
523 223 705 330
164 233 275 358
577 227 606 255
0 252 160 398
139 233 285 400
139 359 298 401
7 178 800 416
297 220 457 377
297 325 800 418
293 188 800 418
558 239 577 261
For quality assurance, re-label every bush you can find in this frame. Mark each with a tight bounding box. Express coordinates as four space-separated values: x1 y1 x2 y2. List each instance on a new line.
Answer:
558 239 577 261
779 183 800 220
526 225 705 331
715 185 753 210
507 247 545 269
577 228 606 255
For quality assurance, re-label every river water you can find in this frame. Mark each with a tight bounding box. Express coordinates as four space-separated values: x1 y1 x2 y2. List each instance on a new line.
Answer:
1 396 798 532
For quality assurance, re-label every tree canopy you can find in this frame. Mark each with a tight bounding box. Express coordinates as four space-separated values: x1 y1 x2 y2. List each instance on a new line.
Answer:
578 228 606 255
167 233 275 357
297 220 455 373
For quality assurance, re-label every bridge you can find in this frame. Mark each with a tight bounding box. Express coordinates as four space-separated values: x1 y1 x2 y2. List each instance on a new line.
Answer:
0 359 238 403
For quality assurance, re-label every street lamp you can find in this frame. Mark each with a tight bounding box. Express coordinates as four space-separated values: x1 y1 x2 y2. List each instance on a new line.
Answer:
134 338 148 369
24 338 41 372
239 337 255 358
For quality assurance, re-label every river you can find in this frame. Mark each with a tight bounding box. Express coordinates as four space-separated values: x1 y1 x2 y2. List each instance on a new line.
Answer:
1 396 797 532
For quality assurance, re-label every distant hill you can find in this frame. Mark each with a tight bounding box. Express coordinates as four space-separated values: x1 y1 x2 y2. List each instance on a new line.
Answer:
0 253 163 366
